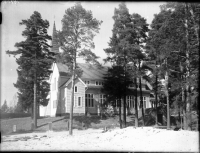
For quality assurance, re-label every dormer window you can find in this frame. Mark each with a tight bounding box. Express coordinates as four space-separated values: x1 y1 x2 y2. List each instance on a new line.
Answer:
95 81 103 86
85 81 90 85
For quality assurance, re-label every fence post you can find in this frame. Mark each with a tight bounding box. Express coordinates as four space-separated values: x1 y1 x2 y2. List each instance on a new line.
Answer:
13 125 17 132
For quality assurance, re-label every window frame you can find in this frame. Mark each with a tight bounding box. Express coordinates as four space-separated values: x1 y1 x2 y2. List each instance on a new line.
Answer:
74 86 78 93
127 96 134 108
77 96 82 107
96 81 103 86
99 94 106 105
85 93 94 107
85 81 90 85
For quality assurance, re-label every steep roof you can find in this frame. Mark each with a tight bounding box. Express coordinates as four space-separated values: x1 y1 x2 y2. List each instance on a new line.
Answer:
59 77 70 87
77 63 108 80
51 21 59 53
56 62 108 80
56 63 69 76
56 62 153 90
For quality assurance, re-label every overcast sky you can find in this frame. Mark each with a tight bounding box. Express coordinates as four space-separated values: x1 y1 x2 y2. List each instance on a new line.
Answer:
1 1 166 106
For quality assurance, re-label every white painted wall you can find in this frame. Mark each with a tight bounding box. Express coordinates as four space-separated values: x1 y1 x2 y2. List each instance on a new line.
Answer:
65 79 86 114
50 63 60 117
39 63 60 117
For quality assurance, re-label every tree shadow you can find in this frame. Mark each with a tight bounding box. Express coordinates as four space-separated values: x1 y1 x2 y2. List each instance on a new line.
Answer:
126 115 156 127
126 113 165 127
37 117 66 128
37 116 49 119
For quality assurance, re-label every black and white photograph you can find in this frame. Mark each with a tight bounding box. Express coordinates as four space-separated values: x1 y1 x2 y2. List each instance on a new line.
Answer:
1 1 199 152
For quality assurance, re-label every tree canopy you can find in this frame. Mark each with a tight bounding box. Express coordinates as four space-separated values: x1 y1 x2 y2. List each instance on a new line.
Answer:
58 2 102 135
6 11 55 111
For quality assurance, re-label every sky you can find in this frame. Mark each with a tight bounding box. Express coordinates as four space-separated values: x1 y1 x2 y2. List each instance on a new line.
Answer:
1 1 166 106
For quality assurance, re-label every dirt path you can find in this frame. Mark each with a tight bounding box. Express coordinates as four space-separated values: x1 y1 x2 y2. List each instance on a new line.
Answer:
1 127 199 152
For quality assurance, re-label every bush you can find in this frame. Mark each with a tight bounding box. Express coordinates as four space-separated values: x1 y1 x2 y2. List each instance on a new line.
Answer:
102 105 115 117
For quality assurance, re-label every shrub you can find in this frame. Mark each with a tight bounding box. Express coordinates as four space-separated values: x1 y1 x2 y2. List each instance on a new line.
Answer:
102 105 115 117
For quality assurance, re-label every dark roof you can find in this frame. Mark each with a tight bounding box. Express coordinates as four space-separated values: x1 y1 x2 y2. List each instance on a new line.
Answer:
56 63 69 76
56 62 153 90
59 77 70 87
56 62 108 80
77 63 108 80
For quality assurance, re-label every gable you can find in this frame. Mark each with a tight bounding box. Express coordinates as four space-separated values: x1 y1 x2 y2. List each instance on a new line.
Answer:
49 62 58 82
66 77 86 87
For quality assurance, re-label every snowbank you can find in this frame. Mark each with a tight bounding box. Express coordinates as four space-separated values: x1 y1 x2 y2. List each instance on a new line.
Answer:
1 127 199 152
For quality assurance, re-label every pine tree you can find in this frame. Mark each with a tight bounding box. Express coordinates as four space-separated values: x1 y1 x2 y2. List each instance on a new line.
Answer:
147 2 199 130
104 2 132 128
6 11 55 129
1 100 9 113
161 2 199 130
130 13 149 127
102 65 132 128
145 10 169 125
146 7 174 129
104 3 150 128
14 101 24 113
58 2 102 135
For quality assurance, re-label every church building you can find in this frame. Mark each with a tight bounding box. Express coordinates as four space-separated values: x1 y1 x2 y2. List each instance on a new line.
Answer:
39 22 154 117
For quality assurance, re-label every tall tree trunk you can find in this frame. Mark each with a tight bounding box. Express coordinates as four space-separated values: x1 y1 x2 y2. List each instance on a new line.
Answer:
123 56 127 128
31 105 34 119
139 78 144 126
182 87 187 129
69 68 75 135
155 62 158 126
165 59 170 130
180 61 187 130
33 72 37 129
134 78 138 127
100 100 103 119
69 50 76 135
123 94 126 128
139 60 144 127
33 42 37 129
184 3 191 130
118 97 122 129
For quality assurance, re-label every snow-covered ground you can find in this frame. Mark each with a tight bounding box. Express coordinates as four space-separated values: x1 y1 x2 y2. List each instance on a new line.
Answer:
1 127 199 152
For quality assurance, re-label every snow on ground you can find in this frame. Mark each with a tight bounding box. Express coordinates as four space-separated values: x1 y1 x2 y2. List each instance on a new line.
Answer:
1 127 199 152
